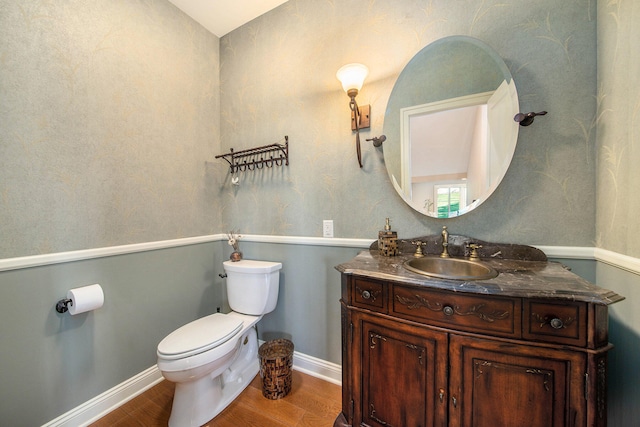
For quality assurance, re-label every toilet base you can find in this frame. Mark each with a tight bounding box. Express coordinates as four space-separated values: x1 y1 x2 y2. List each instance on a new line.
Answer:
167 327 260 427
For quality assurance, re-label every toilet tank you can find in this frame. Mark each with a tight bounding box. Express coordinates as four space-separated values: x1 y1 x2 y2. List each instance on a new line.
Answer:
223 260 282 315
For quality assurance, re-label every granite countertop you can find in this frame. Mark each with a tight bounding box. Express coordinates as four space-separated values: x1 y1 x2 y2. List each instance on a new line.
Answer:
336 250 624 305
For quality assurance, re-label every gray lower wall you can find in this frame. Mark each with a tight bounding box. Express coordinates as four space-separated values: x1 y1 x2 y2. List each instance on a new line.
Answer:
0 242 225 426
595 263 640 427
241 241 361 364
1 241 636 426
551 258 597 283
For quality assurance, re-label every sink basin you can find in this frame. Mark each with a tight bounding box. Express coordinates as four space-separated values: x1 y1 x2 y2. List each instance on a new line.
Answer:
404 256 498 281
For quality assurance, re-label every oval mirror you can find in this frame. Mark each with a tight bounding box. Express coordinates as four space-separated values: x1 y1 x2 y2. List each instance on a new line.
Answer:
383 36 519 218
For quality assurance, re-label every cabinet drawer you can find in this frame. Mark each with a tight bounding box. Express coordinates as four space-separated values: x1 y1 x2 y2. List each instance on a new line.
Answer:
523 300 587 346
352 278 386 312
392 285 521 338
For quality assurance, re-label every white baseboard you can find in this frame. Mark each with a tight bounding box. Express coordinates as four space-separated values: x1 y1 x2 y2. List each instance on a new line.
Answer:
42 350 341 426
42 366 163 427
258 339 342 385
292 350 342 386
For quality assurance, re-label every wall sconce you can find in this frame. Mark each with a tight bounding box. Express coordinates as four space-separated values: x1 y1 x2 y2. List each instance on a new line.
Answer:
336 63 371 168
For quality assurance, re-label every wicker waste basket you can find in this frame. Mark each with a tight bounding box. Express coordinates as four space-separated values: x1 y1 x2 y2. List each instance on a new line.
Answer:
259 339 294 399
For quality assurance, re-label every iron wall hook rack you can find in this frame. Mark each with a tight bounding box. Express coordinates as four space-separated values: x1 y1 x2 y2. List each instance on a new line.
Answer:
215 136 289 174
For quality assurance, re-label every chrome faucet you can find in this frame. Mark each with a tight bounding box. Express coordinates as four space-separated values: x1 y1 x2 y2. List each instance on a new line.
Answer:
440 226 450 258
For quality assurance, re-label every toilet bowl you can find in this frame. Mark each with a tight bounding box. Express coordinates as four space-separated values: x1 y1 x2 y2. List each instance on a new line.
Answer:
157 260 282 427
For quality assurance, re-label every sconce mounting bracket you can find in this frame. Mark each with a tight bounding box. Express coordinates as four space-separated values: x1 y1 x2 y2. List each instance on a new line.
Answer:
352 105 370 131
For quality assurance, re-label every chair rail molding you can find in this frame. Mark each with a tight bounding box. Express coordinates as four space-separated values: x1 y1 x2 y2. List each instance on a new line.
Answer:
1 235 634 277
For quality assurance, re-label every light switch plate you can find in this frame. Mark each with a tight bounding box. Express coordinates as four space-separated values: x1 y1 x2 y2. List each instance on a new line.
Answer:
323 220 334 238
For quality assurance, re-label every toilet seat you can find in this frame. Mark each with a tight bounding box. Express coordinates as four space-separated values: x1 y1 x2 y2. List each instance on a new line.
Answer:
158 313 243 360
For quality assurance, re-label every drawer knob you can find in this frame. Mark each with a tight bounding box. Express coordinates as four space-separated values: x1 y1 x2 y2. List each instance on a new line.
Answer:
443 305 454 316
550 317 564 329
362 290 371 300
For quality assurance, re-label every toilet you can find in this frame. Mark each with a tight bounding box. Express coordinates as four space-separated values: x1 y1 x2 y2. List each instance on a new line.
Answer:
157 259 282 427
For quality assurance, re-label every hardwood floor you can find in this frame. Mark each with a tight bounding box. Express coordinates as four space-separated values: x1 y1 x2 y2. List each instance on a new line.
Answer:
89 370 341 427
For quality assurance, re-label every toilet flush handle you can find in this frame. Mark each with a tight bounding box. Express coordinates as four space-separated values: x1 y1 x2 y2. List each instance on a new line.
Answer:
219 273 227 278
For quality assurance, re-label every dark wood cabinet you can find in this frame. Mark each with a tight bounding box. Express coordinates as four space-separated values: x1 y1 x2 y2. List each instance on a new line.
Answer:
448 334 586 427
336 273 616 427
355 311 447 427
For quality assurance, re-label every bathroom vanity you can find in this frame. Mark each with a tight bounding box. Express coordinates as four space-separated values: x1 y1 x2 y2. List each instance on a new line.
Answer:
334 237 623 427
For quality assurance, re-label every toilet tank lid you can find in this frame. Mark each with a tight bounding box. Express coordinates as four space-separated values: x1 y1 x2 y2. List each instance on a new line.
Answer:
223 259 282 273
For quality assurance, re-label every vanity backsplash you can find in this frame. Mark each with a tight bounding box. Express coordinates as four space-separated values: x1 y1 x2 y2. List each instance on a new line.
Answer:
370 231 548 261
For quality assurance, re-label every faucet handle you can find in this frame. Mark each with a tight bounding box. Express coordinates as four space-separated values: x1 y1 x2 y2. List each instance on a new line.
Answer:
468 243 482 260
411 240 426 257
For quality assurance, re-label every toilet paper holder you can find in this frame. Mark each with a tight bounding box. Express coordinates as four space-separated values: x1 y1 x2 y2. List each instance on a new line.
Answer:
55 298 73 313
55 284 104 315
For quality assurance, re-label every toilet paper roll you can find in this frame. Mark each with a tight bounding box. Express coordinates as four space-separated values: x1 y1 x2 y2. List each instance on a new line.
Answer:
67 284 104 315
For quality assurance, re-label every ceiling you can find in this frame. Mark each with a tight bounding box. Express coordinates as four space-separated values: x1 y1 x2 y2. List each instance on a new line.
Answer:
167 0 290 38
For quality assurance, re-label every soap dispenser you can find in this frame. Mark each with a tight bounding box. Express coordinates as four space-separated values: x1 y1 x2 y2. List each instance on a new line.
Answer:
378 218 398 256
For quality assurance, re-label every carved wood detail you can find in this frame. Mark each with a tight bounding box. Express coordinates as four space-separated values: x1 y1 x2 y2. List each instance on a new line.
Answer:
531 312 575 329
370 332 387 349
396 294 510 323
370 403 393 426
406 343 425 366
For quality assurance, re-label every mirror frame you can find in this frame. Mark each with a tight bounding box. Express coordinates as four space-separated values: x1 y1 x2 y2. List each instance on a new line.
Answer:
383 36 519 218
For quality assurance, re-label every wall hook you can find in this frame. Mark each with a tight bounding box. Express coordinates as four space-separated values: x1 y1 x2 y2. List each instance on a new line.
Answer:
366 135 386 147
514 111 547 126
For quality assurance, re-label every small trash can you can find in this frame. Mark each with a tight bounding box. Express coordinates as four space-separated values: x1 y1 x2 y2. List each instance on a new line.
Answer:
259 338 294 399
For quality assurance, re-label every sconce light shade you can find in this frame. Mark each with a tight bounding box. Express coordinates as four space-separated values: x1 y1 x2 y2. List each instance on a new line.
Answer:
336 63 369 94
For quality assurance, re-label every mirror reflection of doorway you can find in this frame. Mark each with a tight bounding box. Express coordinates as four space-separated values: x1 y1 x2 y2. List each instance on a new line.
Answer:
402 80 516 217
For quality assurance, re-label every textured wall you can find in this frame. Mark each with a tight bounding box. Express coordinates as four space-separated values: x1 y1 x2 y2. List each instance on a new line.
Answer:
0 0 600 255
0 0 221 258
220 0 597 247
596 2 640 425
596 1 640 258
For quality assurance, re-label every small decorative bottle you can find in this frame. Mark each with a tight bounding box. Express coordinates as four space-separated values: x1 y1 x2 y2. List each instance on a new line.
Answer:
227 230 243 262
378 218 398 257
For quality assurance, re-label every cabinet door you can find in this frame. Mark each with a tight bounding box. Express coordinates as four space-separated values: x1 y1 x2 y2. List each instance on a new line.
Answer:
356 312 448 427
449 334 586 427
